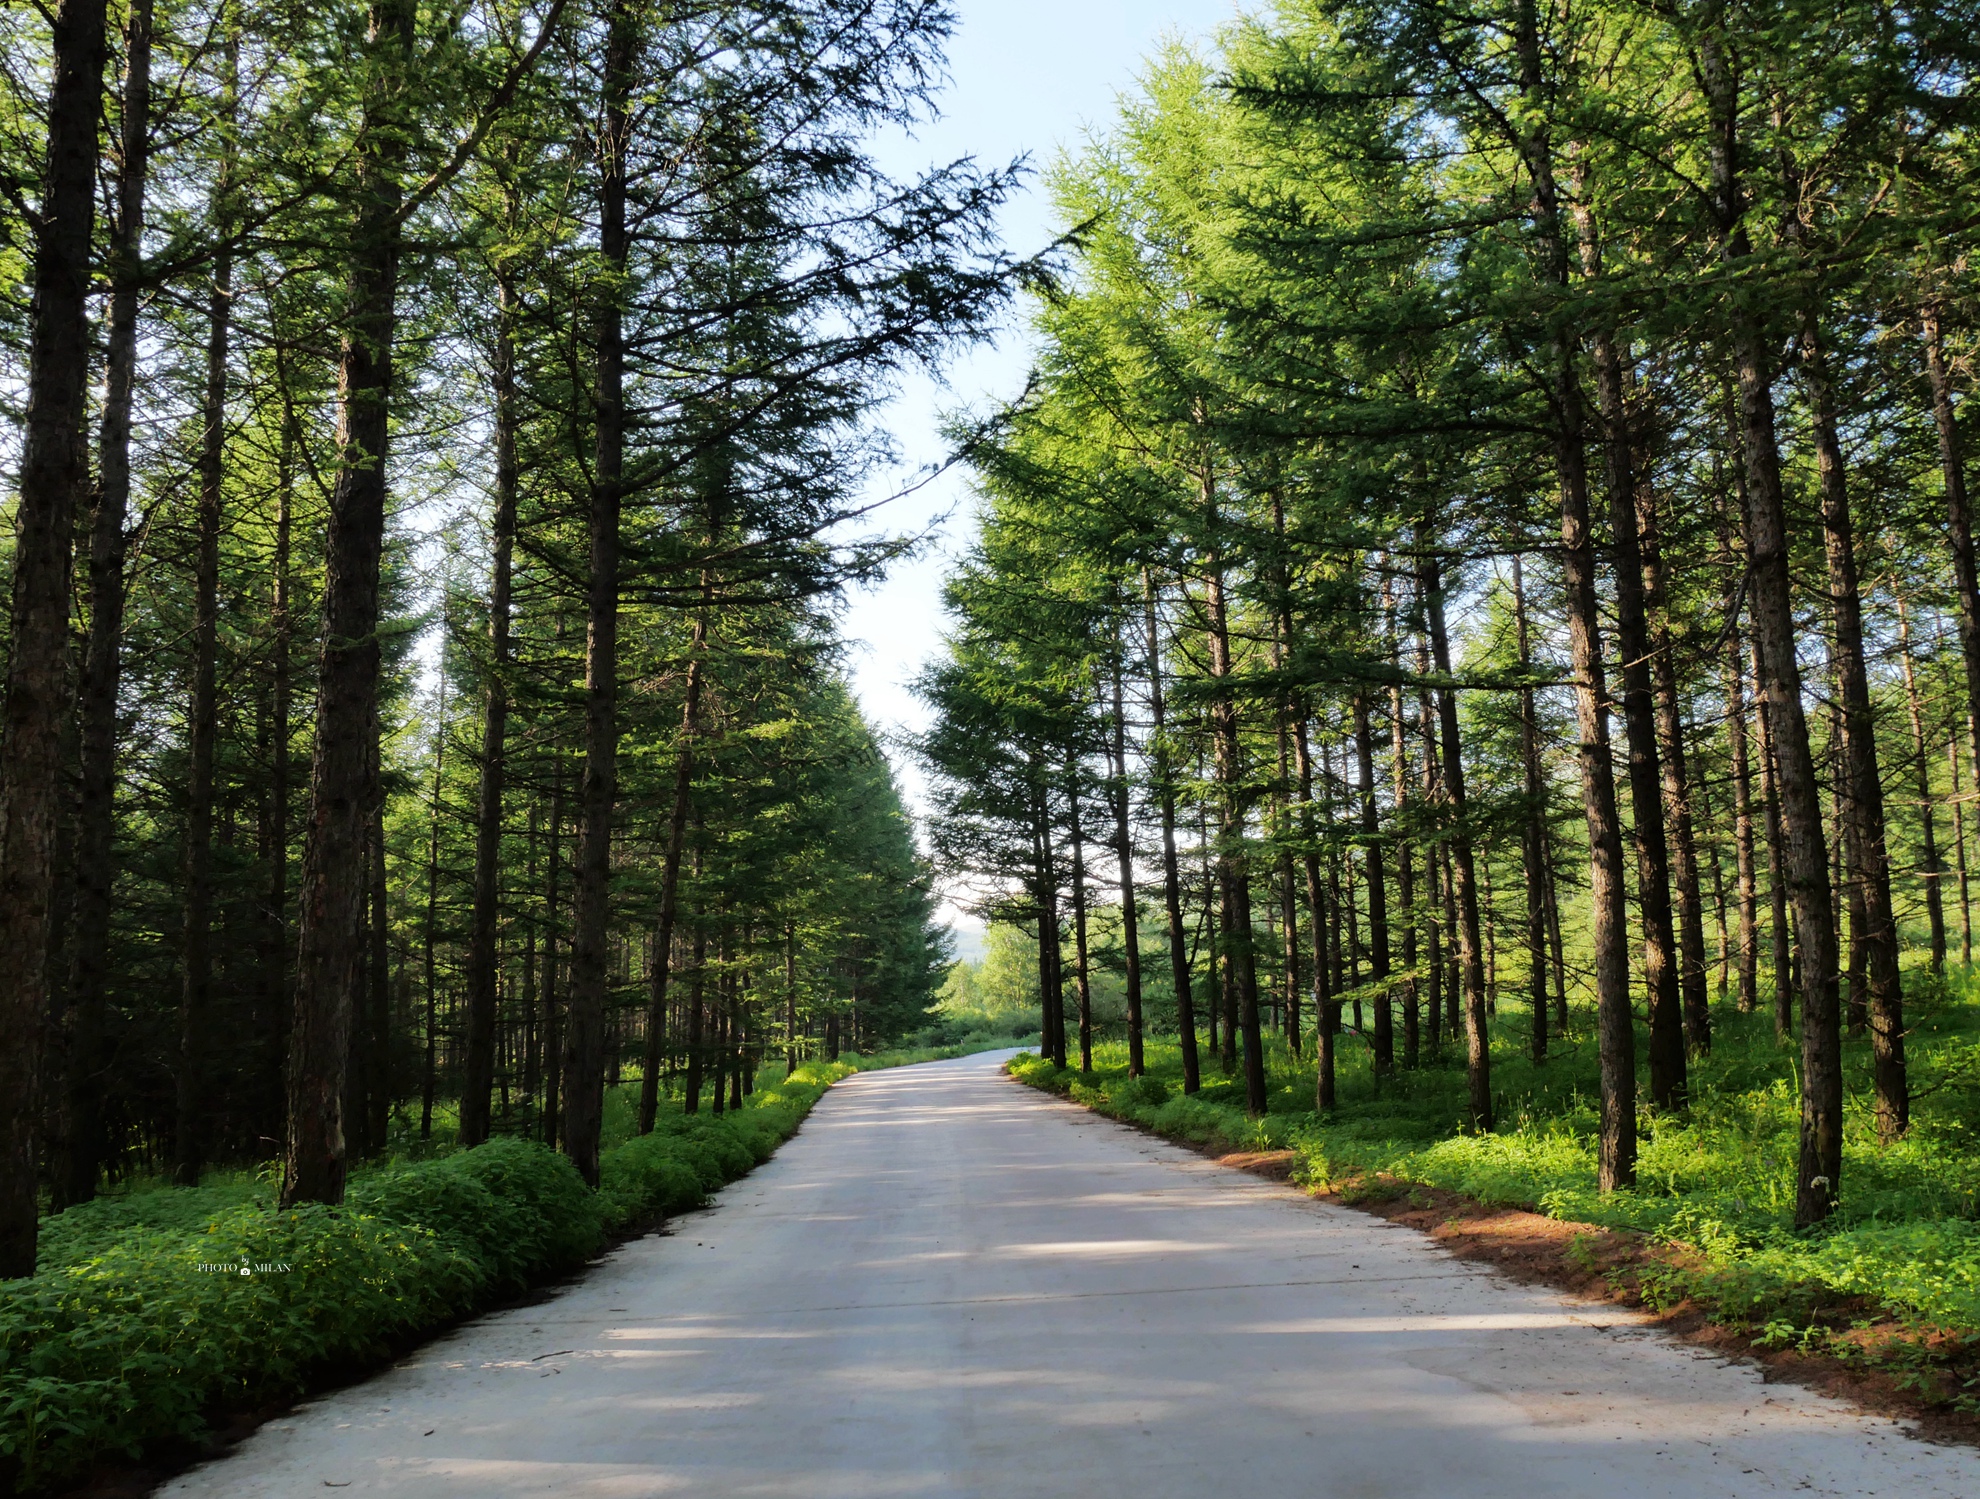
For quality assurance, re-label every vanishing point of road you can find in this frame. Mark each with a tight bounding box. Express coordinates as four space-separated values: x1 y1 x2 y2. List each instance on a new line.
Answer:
164 1050 1980 1498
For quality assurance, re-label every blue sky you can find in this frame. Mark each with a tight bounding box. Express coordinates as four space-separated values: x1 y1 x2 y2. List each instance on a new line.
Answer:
842 0 1244 852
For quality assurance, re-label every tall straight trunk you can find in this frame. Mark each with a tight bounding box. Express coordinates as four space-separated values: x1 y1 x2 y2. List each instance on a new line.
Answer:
1354 689 1392 1073
1576 218 1684 1111
1512 556 1550 1064
261 420 295 1140
1108 626 1144 1075
1202 471 1267 1115
367 724 391 1153
522 806 539 1101
1721 514 1761 1014
1270 498 1303 1061
1068 752 1094 1072
0 0 108 1273
178 34 237 1183
1900 603 1950 975
784 921 797 1075
1544 843 1569 1033
640 596 707 1131
1033 766 1067 1068
1294 713 1333 1105
1699 18 1841 1225
1421 551 1492 1133
285 0 416 1208
419 679 447 1138
1638 481 1711 1053
1146 581 1198 1092
1804 320 1905 1140
683 901 706 1112
1387 641 1419 1069
1514 0 1631 1181
1952 729 1973 965
1922 303 1980 786
62 0 151 1211
461 265 523 1148
564 1 634 1186
1753 643 1793 1036
541 782 564 1146
1417 648 1445 1053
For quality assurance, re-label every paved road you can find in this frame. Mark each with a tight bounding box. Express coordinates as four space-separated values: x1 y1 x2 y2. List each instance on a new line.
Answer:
166 1050 1980 1498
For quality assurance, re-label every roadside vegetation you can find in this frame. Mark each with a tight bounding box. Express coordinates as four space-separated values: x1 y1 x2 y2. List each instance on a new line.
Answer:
1012 966 1980 1409
3 1036 1032 1496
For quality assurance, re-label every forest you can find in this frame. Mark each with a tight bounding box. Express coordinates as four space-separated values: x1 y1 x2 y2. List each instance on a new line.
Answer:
0 0 1028 1291
918 0 1980 1360
10 0 1980 1485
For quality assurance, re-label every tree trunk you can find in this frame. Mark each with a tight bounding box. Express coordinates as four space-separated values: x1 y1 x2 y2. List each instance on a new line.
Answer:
641 595 707 1132
62 0 151 1211
1512 556 1549 1064
1577 231 1684 1110
1203 469 1268 1115
420 675 447 1139
1354 688 1392 1074
1109 623 1145 1075
1140 574 1195 1085
1922 304 1980 787
367 728 391 1154
564 0 635 1187
1802 322 1905 1139
1514 0 1630 1180
461 263 522 1148
1637 480 1711 1054
541 781 564 1146
1721 534 1761 1015
1952 730 1972 965
285 0 416 1208
1068 750 1093 1073
1899 606 1948 976
178 55 236 1181
0 0 108 1273
1421 549 1493 1134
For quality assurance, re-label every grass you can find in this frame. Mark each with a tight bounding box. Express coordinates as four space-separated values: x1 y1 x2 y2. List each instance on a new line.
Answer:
4 1037 1032 1495
1010 967 1980 1405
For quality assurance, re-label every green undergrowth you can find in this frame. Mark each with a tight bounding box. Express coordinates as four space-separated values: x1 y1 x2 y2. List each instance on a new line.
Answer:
4 1044 1015 1495
1012 973 1980 1405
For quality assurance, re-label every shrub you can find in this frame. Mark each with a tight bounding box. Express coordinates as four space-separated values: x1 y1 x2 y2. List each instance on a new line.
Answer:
4 1058 860 1493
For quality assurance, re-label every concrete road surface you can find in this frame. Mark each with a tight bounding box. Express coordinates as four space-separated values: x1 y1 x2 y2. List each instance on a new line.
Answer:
164 1049 1980 1498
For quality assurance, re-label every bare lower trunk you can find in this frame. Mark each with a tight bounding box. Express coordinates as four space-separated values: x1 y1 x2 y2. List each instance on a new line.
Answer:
1638 482 1710 1053
1512 556 1549 1064
1068 753 1093 1072
1203 472 1267 1115
564 2 635 1186
1583 308 1684 1111
1109 626 1144 1074
0 0 108 1274
1144 578 1199 1093
640 599 707 1132
1923 305 1980 787
285 0 415 1208
1515 0 1630 1180
1421 549 1492 1133
1803 322 1904 1139
1354 688 1391 1074
178 101 235 1182
461 267 522 1149
62 0 151 1211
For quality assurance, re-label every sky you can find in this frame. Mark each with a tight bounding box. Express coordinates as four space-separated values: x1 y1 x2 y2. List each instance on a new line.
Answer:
842 0 1243 942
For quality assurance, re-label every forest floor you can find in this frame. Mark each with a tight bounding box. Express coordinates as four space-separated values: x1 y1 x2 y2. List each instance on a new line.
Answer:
149 1050 1980 1497
1010 970 1980 1435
